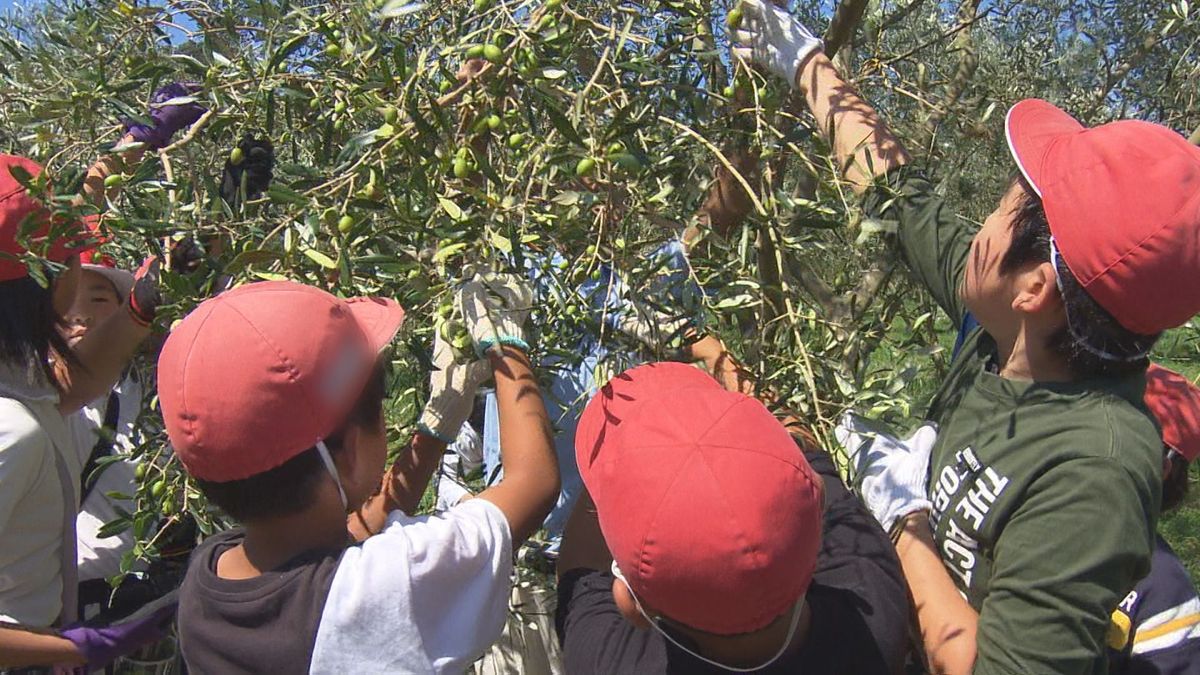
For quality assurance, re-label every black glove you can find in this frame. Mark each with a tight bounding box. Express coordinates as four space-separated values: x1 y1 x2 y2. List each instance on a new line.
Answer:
127 256 161 326
219 134 275 207
168 237 205 274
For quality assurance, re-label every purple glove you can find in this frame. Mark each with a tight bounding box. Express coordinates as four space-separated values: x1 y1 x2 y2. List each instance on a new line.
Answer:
60 602 176 670
124 83 207 149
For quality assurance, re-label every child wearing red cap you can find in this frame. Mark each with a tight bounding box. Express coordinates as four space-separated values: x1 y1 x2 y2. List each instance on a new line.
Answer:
160 276 559 673
0 135 184 667
731 1 1200 673
555 353 910 674
1107 365 1200 673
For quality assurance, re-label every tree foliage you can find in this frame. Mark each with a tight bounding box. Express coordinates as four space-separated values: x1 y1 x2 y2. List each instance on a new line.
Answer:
1 0 1196 572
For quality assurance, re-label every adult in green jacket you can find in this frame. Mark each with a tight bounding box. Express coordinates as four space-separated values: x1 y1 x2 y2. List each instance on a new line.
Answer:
730 2 1200 673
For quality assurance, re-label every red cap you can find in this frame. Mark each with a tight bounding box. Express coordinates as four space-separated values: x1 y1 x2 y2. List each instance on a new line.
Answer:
1005 100 1200 335
576 362 823 635
1144 364 1200 462
157 281 405 482
0 155 100 282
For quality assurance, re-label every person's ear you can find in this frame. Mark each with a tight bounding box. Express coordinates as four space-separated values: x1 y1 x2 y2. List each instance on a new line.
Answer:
1011 261 1060 316
612 578 652 630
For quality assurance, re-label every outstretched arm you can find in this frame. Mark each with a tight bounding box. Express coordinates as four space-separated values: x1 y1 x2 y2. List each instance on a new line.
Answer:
732 0 910 192
794 53 911 192
0 626 84 669
348 433 449 540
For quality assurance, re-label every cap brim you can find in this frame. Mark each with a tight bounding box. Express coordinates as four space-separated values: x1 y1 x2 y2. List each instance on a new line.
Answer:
344 296 406 354
1144 364 1200 462
576 362 720 485
1005 99 1085 198
81 264 134 300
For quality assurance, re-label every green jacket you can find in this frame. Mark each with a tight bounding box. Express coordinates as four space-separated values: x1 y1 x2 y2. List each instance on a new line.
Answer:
863 169 1162 675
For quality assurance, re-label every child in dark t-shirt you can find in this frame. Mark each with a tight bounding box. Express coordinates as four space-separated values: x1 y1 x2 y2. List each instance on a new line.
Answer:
160 277 559 673
555 355 909 674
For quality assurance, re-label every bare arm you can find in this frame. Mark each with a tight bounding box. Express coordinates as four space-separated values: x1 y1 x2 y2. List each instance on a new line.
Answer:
52 135 153 414
895 515 978 674
74 134 146 209
348 433 448 540
688 335 818 447
794 52 911 192
0 625 84 668
54 305 151 415
476 346 560 545
556 489 612 579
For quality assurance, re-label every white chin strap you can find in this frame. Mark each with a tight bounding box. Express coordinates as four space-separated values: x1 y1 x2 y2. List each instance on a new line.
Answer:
611 560 803 672
315 440 348 511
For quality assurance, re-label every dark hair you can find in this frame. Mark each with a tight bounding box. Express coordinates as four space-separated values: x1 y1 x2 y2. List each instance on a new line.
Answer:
195 363 388 522
998 176 1160 379
1162 448 1190 513
0 272 75 391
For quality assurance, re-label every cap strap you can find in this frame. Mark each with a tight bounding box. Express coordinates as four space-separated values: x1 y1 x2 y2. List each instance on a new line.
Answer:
610 560 803 672
315 440 348 511
1049 238 1153 363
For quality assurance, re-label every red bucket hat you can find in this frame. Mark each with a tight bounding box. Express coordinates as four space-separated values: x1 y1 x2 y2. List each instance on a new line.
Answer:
575 362 823 635
157 281 405 482
1005 100 1200 335
0 155 100 282
1144 364 1200 462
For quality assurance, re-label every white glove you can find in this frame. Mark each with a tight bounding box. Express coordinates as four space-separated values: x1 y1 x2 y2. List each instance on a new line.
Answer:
836 412 936 534
731 0 824 88
613 302 691 350
417 332 490 443
457 273 535 355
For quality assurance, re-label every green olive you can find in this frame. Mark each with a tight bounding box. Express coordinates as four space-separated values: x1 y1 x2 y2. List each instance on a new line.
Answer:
325 43 342 57
546 0 563 8
229 147 245 165
507 133 526 148
575 157 597 177
150 480 166 498
473 0 491 11
486 114 502 130
337 215 354 233
134 463 147 481
726 6 743 30
334 100 347 114
103 174 123 188
383 106 399 124
465 44 485 59
453 157 474 179
483 43 504 63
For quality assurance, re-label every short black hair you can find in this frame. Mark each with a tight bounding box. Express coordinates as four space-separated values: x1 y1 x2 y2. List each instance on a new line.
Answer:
1162 447 1190 513
0 272 76 391
195 363 388 522
998 176 1159 379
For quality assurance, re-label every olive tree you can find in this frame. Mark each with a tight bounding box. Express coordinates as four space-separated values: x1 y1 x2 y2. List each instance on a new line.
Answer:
1 0 1195 574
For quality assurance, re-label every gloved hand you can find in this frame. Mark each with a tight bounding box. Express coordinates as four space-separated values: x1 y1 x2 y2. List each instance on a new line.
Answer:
730 0 824 88
417 331 491 443
219 134 275 207
836 412 936 534
457 273 535 356
168 237 206 274
613 303 693 350
124 83 207 150
127 256 161 326
59 601 175 671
